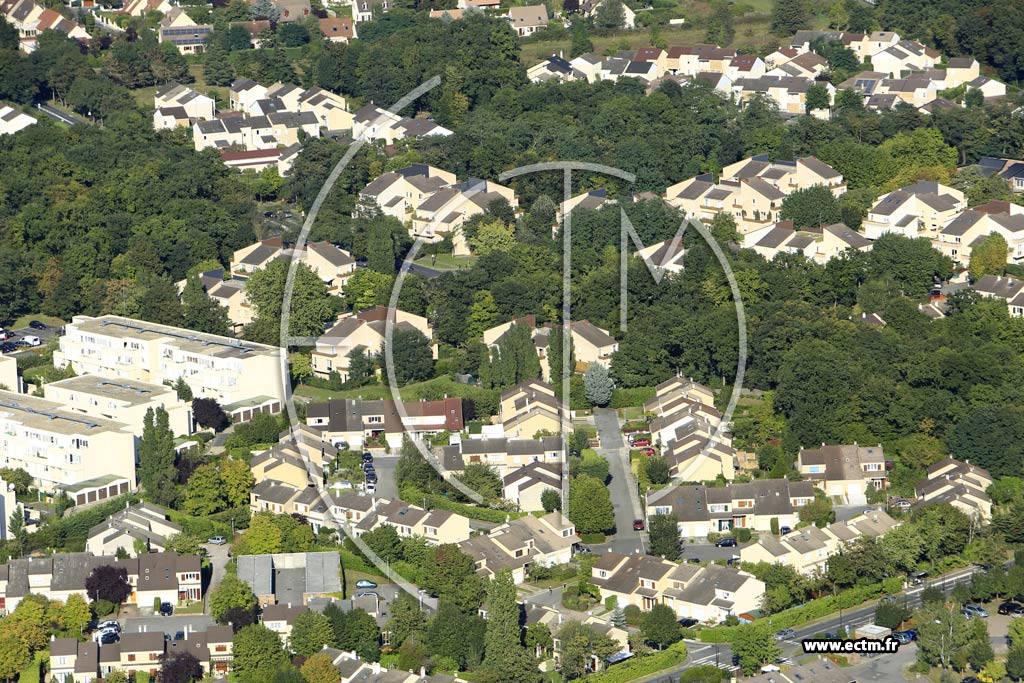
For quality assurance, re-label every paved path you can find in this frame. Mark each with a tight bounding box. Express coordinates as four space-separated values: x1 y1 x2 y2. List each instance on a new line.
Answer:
203 542 231 616
36 102 84 126
593 408 644 541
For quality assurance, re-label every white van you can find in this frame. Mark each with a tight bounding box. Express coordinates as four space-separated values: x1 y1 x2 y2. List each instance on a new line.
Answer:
21 336 41 347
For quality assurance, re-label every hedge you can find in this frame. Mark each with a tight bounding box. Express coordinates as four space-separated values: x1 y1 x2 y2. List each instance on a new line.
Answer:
609 387 656 409
585 641 688 683
698 582 892 642
421 491 526 523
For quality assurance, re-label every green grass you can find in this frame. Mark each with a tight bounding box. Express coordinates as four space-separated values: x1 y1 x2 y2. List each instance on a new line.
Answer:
131 65 230 110
618 406 643 420
12 313 64 329
412 254 478 270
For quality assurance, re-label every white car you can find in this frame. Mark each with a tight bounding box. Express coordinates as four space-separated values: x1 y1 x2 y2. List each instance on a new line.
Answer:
20 335 41 347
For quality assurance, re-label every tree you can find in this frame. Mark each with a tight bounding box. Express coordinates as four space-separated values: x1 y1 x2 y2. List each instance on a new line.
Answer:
245 261 336 345
379 327 435 385
915 602 975 670
799 493 835 527
250 0 279 20
0 636 30 683
780 185 843 229
875 599 911 630
705 3 734 46
361 524 402 562
970 234 1008 280
648 514 680 559
301 653 341 683
470 220 516 257
642 604 682 649
165 532 204 557
290 610 336 657
192 398 230 432
731 621 782 674
138 276 185 326
203 39 235 86
645 456 670 485
594 0 625 28
466 291 498 340
231 624 289 683
183 463 225 516
210 574 258 626
138 407 178 505
235 512 285 556
385 593 426 648
160 651 203 683
1007 647 1024 681
173 376 193 402
85 565 131 605
0 468 32 496
7 507 25 557
771 0 810 35
457 464 502 500
541 488 561 512
421 544 485 613
567 475 615 534
62 594 92 638
557 621 619 679
805 83 830 112
583 363 613 407
324 605 381 661
570 21 592 58
181 275 230 336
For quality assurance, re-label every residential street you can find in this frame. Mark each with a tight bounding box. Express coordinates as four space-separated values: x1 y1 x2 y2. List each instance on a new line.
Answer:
592 408 644 543
203 542 231 616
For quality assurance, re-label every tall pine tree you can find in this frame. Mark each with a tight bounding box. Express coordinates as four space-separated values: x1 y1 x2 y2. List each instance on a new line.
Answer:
138 407 178 506
203 39 235 87
482 571 538 683
771 0 810 35
181 275 230 336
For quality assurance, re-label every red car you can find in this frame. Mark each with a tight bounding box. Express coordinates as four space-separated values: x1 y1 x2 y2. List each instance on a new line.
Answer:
633 519 646 531
640 448 656 456
631 439 651 448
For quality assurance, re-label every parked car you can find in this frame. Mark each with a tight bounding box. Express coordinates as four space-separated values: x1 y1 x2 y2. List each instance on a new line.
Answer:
28 320 46 330
355 579 377 589
364 482 376 494
911 571 929 584
632 519 645 531
0 342 16 353
960 609 976 619
639 447 656 456
0 329 8 341
99 631 119 645
893 630 917 643
365 472 378 483
362 452 373 463
963 604 989 618
98 621 120 632
679 618 699 628
575 545 592 554
630 439 651 448
208 536 227 545
174 631 185 641
774 629 796 641
999 602 1024 616
715 538 737 548
20 335 41 347
1012 594 1024 603
780 526 792 535
879 595 898 603
355 591 380 599
159 602 173 616
823 631 839 640
362 461 375 471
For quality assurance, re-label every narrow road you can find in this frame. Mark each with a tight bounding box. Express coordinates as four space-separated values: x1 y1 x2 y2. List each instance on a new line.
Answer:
593 408 644 542
203 543 231 616
36 102 84 126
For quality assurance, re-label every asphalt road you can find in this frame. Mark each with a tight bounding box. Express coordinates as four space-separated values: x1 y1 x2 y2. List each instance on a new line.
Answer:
36 102 84 126
405 262 444 279
592 408 644 542
369 455 398 499
203 542 231 616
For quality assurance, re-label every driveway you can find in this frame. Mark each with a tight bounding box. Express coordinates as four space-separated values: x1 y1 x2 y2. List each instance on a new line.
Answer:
370 455 398 500
203 542 231 615
592 408 644 542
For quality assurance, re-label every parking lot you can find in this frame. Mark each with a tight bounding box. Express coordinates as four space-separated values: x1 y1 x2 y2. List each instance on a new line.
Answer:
1 319 60 355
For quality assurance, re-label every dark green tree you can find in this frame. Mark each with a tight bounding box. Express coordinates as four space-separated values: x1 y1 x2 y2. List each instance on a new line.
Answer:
779 185 843 229
231 624 289 683
570 21 593 58
181 275 230 336
705 3 735 46
648 514 680 559
641 604 682 648
379 328 435 385
567 475 615 534
138 407 178 505
771 0 810 35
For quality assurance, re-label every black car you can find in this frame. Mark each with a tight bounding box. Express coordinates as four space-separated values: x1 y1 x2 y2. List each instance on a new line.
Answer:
780 526 792 534
715 538 737 547
174 631 185 641
1013 594 1024 603
0 342 17 353
365 472 378 483
362 452 373 463
678 618 699 628
999 602 1024 616
159 602 173 616
28 320 46 330
362 461 375 471
99 631 119 645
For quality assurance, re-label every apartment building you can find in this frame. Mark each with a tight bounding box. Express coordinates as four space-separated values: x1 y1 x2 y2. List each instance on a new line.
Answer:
193 111 320 151
861 181 965 240
44 375 193 437
744 221 873 264
797 443 887 504
916 458 993 521
460 512 576 583
646 480 816 538
0 389 136 494
306 396 463 450
665 155 845 235
0 355 16 392
311 306 435 381
236 552 342 607
358 164 457 220
0 552 202 615
353 498 472 545
740 509 900 575
86 502 182 557
590 552 764 623
54 315 285 422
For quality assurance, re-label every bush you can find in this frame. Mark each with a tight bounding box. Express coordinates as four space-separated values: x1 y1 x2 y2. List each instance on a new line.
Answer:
609 387 656 408
624 604 642 625
91 599 115 617
153 597 162 612
734 528 751 543
579 532 606 544
585 641 687 682
605 596 618 610
561 583 600 611
770 518 779 535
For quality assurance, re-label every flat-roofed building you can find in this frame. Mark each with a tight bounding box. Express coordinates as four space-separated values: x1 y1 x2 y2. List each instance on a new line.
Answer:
54 315 284 422
0 389 136 493
44 375 193 437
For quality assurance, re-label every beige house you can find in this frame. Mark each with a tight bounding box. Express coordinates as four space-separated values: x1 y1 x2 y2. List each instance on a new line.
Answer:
861 181 965 240
972 271 1024 317
353 498 472 545
1 0 89 52
262 603 308 646
570 320 617 366
306 397 463 450
666 156 845 235
55 315 285 422
646 480 816 538
644 377 735 482
871 39 939 77
297 86 354 131
460 512 576 583
498 380 571 438
158 8 212 54
86 501 182 557
305 241 356 292
744 221 872 264
441 435 563 476
153 82 215 129
916 458 992 521
590 552 764 622
351 104 453 145
797 443 887 504
311 305 434 381
0 355 18 392
0 389 136 494
44 375 193 437
358 164 457 221
740 509 900 575
501 461 561 511
935 204 1024 265
409 178 517 253
507 4 547 36
0 104 36 135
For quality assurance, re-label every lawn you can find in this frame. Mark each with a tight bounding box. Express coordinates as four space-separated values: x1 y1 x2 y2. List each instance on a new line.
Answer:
12 313 65 329
412 254 478 270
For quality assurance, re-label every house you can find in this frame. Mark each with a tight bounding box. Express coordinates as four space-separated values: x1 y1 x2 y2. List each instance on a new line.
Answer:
589 552 764 622
743 221 872 264
354 499 473 545
0 0 89 52
916 458 992 521
636 235 686 275
935 207 1024 265
0 104 36 135
972 273 1024 317
429 7 466 19
581 0 634 28
86 502 182 557
121 0 172 15
153 83 216 129
311 306 435 381
507 4 547 37
498 380 571 439
726 54 766 80
0 389 136 494
643 377 735 482
441 435 564 477
262 602 309 645
0 552 202 615
666 44 736 76
460 512 576 583
351 104 452 145
306 396 463 450
357 164 457 221
409 178 516 252
191 111 320 151
527 54 582 83
352 0 388 23
501 461 561 511
967 76 1007 100
319 16 356 42
797 443 887 504
306 241 357 292
235 552 342 606
163 625 235 677
665 155 845 235
219 145 302 176
44 374 193 437
54 315 285 422
570 53 604 82
945 57 980 87
731 75 834 116
230 78 269 112
861 181 965 240
228 20 271 47
297 87 354 132
646 480 816 538
158 8 212 54
560 188 610 218
740 509 900 575
50 638 98 683
977 157 1024 194
276 0 311 21
871 39 939 77
570 320 617 367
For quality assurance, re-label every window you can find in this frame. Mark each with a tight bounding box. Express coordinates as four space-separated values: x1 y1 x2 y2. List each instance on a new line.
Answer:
806 465 823 473
128 655 136 662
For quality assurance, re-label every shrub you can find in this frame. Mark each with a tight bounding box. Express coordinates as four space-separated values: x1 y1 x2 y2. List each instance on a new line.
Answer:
585 641 687 682
91 599 115 617
605 596 618 610
735 528 751 543
579 532 606 544
609 387 656 408
770 518 779 535
624 604 642 625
